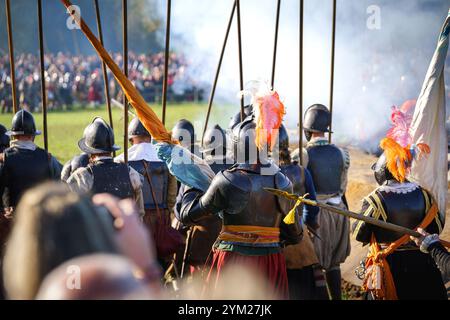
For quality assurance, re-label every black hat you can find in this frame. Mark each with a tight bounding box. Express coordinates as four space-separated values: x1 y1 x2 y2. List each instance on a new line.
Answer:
78 117 120 154
128 117 151 138
303 104 332 133
6 109 41 136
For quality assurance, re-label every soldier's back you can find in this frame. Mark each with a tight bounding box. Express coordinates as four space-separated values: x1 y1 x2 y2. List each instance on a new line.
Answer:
306 144 344 196
2 146 51 207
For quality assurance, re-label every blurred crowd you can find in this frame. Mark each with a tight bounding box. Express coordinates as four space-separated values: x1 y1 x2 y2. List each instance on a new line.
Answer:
0 51 204 113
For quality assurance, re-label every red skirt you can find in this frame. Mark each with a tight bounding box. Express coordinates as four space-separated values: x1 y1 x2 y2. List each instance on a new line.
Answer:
204 249 289 299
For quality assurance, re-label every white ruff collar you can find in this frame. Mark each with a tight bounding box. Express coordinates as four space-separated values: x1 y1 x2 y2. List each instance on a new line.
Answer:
378 182 419 194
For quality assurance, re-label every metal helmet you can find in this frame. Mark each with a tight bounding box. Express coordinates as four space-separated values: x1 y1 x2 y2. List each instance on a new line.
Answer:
7 109 41 136
228 104 253 130
128 117 151 139
371 153 395 185
0 124 10 151
172 119 195 148
202 124 226 157
278 124 289 152
231 116 269 164
303 104 331 133
78 117 120 154
276 124 291 164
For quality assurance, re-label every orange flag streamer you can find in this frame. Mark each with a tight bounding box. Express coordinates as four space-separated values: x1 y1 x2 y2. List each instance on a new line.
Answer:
60 0 173 144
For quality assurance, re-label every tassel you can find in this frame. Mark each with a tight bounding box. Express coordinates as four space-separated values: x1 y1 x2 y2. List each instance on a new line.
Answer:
283 199 301 224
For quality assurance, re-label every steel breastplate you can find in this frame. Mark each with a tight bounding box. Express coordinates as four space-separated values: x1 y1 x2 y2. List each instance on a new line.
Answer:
306 144 343 195
222 166 283 228
128 160 169 209
90 160 133 199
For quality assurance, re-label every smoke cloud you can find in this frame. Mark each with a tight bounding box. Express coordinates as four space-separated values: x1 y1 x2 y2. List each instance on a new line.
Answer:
158 0 449 150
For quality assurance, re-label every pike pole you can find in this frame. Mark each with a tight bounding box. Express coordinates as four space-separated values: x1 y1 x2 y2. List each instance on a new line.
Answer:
264 188 450 248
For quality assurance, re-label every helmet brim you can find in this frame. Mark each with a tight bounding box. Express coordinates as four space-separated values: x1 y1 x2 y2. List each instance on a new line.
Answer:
78 137 121 154
6 129 41 136
302 127 332 133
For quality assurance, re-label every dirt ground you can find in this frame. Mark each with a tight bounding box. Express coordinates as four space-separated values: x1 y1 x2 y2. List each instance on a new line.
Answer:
341 147 450 289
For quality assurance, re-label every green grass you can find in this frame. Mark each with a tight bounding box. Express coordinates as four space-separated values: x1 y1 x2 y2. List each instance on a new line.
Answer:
0 103 235 163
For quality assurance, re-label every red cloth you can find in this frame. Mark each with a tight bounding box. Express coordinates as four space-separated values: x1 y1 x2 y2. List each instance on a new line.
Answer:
204 249 289 299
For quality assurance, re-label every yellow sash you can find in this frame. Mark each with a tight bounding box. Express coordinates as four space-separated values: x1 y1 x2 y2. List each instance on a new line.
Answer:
218 225 280 245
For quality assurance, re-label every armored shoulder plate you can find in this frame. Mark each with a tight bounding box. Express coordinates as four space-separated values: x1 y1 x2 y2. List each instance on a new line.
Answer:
280 164 305 196
201 169 251 215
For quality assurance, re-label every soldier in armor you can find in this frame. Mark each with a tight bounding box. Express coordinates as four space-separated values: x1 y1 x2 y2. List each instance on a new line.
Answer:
302 104 351 300
0 110 62 212
228 104 253 130
177 115 303 298
353 153 447 300
276 124 328 300
171 119 201 158
61 153 89 182
202 124 234 173
67 117 144 217
115 117 181 263
176 124 234 276
0 110 62 255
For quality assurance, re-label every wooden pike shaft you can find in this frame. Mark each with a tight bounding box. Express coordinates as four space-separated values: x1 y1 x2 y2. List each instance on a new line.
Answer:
298 0 304 165
236 0 244 120
201 0 236 145
301 197 450 247
122 0 128 163
328 0 336 143
37 0 48 151
5 0 17 113
161 0 171 125
94 0 113 130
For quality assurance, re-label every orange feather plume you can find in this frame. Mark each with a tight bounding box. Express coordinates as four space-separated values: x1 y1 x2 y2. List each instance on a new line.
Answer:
254 91 285 150
379 138 431 182
380 137 412 183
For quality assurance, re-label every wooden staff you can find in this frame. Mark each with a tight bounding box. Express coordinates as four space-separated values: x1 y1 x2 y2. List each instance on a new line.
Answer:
5 0 17 113
37 0 48 151
236 0 244 120
265 188 450 248
161 0 171 125
122 0 128 163
298 0 304 165
201 0 236 145
328 0 336 143
94 0 113 130
271 0 281 88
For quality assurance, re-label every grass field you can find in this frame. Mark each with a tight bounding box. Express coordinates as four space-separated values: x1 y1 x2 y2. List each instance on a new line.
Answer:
0 103 235 163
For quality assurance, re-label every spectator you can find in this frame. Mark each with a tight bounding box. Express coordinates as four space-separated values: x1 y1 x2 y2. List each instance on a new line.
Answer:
36 254 159 300
3 182 160 299
0 51 202 112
